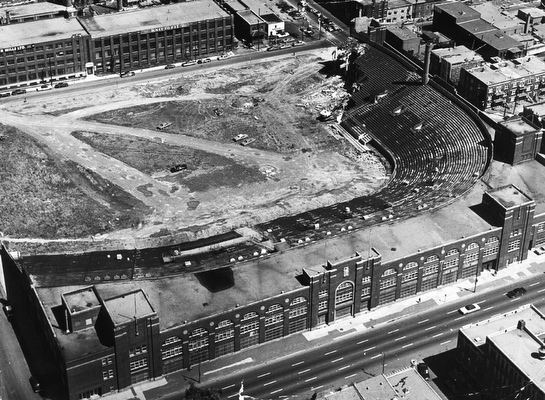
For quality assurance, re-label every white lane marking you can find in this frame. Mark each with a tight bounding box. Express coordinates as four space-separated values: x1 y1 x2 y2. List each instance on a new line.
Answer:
203 357 254 376
364 346 376 352
447 309 458 314
483 306 494 312
331 357 344 363
454 316 464 321
291 361 304 367
258 372 271 378
510 298 520 302
311 385 323 391
424 325 437 331
529 282 540 287
357 339 368 344
388 328 399 334
440 340 452 346
418 319 429 324
264 380 277 387
432 332 443 338
325 350 337 356
538 288 545 293
394 336 406 341
402 343 414 349
305 377 318 382
270 389 283 395
298 369 311 375
337 365 351 371
370 354 382 359
228 394 238 398
476 300 487 304
345 373 358 379
222 384 235 390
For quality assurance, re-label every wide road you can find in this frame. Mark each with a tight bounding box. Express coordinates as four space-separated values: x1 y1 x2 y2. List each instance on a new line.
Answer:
177 274 545 400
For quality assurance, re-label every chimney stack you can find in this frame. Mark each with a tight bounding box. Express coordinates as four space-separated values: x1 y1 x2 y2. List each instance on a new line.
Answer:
518 319 526 331
524 14 531 34
422 42 433 85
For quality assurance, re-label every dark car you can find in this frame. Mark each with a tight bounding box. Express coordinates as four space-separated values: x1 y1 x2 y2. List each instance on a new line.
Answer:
29 376 41 393
54 82 69 88
11 88 27 95
417 362 430 380
165 64 176 69
120 71 135 78
507 287 527 298
3 304 13 319
170 164 187 173
0 92 10 98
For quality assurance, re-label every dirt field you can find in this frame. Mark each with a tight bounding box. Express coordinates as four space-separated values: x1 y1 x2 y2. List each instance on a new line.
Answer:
0 48 389 246
0 124 149 238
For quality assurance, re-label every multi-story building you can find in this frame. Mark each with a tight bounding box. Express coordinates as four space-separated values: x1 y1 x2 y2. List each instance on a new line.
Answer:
3 182 545 400
0 18 90 90
457 304 545 400
494 116 543 165
78 0 234 74
430 45 484 85
0 1 77 25
457 56 545 110
385 25 420 56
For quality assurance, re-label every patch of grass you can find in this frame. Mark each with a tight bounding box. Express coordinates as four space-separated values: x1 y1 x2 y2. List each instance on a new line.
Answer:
0 124 149 238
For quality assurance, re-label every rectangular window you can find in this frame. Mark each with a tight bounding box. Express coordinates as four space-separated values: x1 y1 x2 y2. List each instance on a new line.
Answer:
102 369 114 380
318 300 328 311
129 345 147 357
129 358 148 372
101 356 113 366
508 240 520 252
343 266 349 277
361 276 371 284
162 345 183 360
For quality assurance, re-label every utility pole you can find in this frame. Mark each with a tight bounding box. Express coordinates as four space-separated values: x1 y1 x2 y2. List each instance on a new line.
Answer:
381 352 386 374
473 266 479 293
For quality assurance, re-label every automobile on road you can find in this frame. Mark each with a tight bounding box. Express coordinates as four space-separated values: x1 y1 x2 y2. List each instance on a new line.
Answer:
459 303 480 315
164 64 176 69
156 122 172 130
275 31 290 38
417 362 430 380
0 92 10 98
197 58 211 64
36 84 52 91
120 71 135 78
54 82 69 88
29 376 41 393
506 287 527 298
534 246 545 255
11 88 27 95
182 60 197 67
170 164 187 173
3 304 13 319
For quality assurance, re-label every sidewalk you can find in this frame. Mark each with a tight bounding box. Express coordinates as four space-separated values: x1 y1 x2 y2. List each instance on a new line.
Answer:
100 252 545 400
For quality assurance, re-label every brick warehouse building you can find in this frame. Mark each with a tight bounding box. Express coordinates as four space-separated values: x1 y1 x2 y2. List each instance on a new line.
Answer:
2 183 545 400
78 0 233 74
0 18 90 90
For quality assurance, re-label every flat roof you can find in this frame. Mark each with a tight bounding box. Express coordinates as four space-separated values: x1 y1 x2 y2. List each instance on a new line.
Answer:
103 290 155 326
1 1 75 18
471 2 523 30
238 9 262 25
466 56 545 85
78 0 229 38
435 2 481 21
223 0 247 12
461 305 545 393
487 184 533 209
387 25 419 40
498 116 538 137
459 18 497 35
524 100 545 116
63 286 100 314
388 0 410 9
519 7 545 18
239 0 277 15
480 30 521 50
432 45 484 65
0 17 87 50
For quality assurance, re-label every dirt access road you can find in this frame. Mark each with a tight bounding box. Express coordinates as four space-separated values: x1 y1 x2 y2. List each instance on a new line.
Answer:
0 47 388 248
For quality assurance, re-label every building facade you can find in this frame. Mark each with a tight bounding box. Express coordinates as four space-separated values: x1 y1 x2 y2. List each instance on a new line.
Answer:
430 45 484 85
494 116 543 165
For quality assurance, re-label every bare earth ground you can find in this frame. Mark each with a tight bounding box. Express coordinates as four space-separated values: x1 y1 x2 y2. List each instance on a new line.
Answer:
0 48 388 249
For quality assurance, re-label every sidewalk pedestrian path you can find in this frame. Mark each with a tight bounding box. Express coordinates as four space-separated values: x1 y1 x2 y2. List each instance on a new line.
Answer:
105 253 545 400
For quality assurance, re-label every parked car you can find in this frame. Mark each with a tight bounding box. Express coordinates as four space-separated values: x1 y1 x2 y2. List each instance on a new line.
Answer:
3 304 13 319
506 287 527 298
459 303 481 315
239 137 256 146
164 64 176 69
292 40 305 47
197 58 211 64
233 133 249 142
36 84 52 91
275 31 290 38
170 164 187 173
120 70 135 78
11 88 27 95
0 92 10 98
54 82 69 88
417 362 430 380
29 376 41 393
534 246 545 255
303 28 314 36
267 46 280 52
182 60 197 67
156 122 172 130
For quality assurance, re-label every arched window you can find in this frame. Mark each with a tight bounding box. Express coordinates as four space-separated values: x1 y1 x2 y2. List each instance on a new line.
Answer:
188 327 209 364
217 319 233 329
483 236 500 257
444 248 460 269
403 262 418 270
382 268 396 276
215 320 234 357
335 281 354 305
288 297 308 334
465 242 480 264
264 304 284 342
402 262 418 282
423 255 439 275
426 255 439 263
446 248 459 257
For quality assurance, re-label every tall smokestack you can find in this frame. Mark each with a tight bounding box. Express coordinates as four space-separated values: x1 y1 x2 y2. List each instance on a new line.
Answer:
524 14 531 34
422 42 433 85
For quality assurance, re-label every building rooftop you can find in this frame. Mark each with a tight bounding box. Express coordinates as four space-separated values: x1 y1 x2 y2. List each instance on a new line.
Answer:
480 30 522 51
466 56 545 85
498 116 538 137
223 0 247 12
518 7 545 19
237 9 262 25
1 1 75 18
524 100 545 116
487 184 533 209
459 18 496 35
435 2 481 22
103 289 155 326
461 305 545 393
239 0 276 15
388 0 411 9
0 17 87 50
62 286 100 314
78 0 230 38
432 45 484 65
386 25 419 40
471 2 524 31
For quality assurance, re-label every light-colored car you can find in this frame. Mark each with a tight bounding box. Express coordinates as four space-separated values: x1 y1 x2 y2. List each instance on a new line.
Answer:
156 122 172 130
459 303 481 315
36 84 52 91
233 134 248 142
275 31 290 38
182 60 197 67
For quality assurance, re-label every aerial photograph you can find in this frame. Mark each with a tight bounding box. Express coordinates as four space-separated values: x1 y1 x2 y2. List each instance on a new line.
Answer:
1 0 545 398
